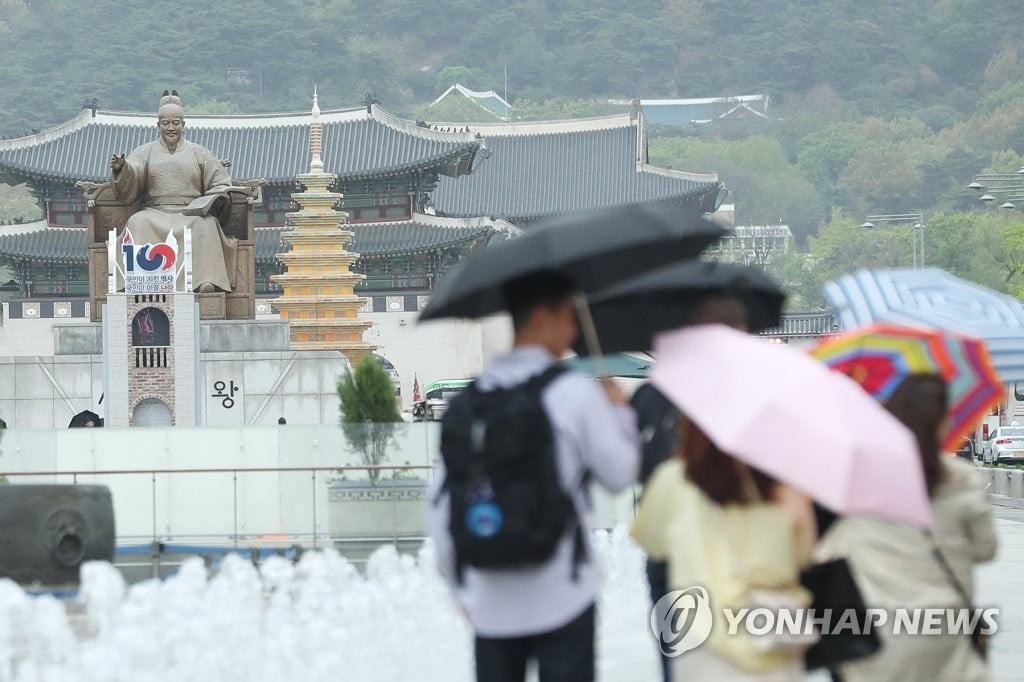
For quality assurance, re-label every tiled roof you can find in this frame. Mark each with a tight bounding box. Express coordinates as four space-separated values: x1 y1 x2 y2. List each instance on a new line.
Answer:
607 96 770 126
427 115 722 221
0 215 512 265
0 105 481 185
430 84 511 120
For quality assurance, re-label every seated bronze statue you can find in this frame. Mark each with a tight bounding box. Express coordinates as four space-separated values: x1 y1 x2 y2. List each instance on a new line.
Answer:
109 91 242 293
79 90 265 320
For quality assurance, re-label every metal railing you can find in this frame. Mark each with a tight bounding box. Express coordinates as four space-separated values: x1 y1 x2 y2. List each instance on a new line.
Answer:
0 461 637 538
0 463 437 551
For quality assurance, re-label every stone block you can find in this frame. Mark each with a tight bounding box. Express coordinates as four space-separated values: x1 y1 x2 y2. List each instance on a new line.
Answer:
320 393 341 425
53 324 103 356
282 356 320 395
51 361 94 400
0 364 15 400
0 399 16 425
246 394 284 425
197 293 226 320
242 357 286 396
16 398 55 429
241 351 287 361
14 362 54 400
226 292 254 320
200 320 290 353
282 393 321 425
318 352 348 393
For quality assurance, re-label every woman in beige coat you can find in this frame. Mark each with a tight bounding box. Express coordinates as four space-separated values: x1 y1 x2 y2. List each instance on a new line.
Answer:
815 374 997 682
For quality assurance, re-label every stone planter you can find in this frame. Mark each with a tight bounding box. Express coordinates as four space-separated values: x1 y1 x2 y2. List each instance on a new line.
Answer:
978 467 1024 498
327 479 428 538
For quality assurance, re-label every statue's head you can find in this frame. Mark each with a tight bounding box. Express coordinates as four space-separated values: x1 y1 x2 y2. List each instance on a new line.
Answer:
157 90 185 147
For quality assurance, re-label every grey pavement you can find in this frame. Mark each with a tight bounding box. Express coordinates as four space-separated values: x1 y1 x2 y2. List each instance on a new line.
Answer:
980 497 1024 682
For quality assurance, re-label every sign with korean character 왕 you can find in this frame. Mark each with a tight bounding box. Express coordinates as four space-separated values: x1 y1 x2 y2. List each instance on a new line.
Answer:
212 380 239 408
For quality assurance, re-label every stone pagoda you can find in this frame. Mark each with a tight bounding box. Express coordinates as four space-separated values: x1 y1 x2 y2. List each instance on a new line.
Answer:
272 90 375 364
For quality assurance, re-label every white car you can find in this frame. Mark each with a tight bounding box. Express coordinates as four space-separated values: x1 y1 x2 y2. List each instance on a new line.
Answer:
982 426 1024 464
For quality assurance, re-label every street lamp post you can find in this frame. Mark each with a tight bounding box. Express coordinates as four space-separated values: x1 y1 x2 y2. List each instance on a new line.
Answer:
860 213 926 268
968 168 1024 209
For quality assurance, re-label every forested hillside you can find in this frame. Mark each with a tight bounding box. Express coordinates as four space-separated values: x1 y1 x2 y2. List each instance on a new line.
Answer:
1 0 1019 133
2 0 1024 306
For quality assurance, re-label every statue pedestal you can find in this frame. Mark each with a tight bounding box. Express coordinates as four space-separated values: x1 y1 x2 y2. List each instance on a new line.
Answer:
197 292 226 320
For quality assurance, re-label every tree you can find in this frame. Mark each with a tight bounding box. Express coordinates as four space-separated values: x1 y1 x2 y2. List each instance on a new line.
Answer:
337 355 403 483
513 98 599 121
0 183 40 224
649 135 827 242
983 48 1024 94
781 210 915 308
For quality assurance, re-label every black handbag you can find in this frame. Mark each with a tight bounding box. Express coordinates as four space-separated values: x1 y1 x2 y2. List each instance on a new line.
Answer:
800 558 881 671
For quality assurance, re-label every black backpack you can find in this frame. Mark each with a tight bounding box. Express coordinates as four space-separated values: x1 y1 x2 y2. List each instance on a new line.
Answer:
437 365 586 580
631 383 681 486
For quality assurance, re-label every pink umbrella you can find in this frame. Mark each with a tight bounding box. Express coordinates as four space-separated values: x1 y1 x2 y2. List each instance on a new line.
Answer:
651 325 930 527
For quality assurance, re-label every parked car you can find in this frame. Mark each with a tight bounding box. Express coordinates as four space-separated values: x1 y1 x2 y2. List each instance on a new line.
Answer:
982 426 1024 464
412 379 471 422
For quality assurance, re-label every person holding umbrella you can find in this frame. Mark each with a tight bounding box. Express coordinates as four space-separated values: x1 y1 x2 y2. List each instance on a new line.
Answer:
575 259 788 682
631 292 757 682
426 270 640 682
814 376 996 682
420 198 724 681
630 324 927 681
811 327 1001 682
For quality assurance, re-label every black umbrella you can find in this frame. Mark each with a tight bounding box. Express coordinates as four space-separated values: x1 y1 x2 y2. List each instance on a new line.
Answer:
418 200 725 323
575 260 786 355
69 410 102 428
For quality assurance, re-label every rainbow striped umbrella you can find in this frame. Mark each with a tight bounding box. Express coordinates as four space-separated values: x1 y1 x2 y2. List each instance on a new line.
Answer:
811 324 1002 452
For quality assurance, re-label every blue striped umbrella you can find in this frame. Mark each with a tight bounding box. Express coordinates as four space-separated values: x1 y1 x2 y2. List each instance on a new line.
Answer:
824 268 1024 382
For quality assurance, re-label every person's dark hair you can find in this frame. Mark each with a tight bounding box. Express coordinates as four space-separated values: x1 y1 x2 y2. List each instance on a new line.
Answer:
685 294 749 330
503 270 577 332
677 416 777 505
883 373 948 497
278 417 287 425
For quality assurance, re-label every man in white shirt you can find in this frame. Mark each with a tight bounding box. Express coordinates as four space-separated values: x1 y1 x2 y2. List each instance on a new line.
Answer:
427 270 640 682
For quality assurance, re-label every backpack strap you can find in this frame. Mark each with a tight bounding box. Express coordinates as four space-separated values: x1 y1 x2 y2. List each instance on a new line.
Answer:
529 364 593 581
570 523 587 581
525 364 567 393
569 468 593 582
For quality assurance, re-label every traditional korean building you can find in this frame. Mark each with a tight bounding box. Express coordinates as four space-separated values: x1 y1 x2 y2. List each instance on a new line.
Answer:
428 111 722 223
605 95 770 131
0 101 721 304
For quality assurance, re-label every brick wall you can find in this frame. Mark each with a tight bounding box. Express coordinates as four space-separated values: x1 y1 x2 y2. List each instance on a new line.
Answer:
126 294 176 425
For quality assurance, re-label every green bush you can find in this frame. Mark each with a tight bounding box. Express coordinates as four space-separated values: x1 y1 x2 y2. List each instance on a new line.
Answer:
337 355 403 483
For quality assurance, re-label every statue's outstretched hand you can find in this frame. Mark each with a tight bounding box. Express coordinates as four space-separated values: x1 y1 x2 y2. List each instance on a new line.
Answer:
110 154 126 173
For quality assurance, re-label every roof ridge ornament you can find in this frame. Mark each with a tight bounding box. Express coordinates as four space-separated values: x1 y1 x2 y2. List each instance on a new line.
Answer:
362 91 381 114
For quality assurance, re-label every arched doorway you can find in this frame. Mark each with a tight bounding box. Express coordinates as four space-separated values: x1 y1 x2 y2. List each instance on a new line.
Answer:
133 398 172 426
